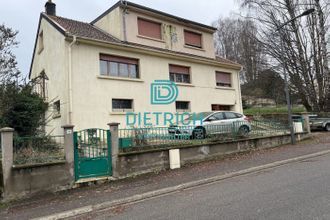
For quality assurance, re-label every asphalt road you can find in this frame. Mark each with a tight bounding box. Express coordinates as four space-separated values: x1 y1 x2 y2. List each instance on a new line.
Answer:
82 153 330 220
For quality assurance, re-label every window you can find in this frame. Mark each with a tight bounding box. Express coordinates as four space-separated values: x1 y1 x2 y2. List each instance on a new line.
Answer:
38 31 44 53
216 72 231 87
235 113 243 118
169 64 191 83
100 54 139 79
212 104 232 111
224 112 239 119
184 30 202 48
137 18 162 40
53 100 60 118
212 112 225 120
176 101 190 112
112 99 133 112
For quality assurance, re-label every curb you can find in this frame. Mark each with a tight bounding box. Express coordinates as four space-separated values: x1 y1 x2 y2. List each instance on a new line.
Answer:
34 149 330 220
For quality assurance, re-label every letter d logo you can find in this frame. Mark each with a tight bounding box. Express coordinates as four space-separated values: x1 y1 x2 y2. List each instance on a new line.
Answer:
151 80 178 105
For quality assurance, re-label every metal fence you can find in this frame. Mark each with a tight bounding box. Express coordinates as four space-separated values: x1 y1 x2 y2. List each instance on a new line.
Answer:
13 135 65 165
118 120 290 151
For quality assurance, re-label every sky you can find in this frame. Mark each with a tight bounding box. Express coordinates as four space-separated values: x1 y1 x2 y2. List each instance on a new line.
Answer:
0 0 240 77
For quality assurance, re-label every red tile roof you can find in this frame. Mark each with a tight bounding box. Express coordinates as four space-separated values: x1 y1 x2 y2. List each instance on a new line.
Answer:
48 15 120 43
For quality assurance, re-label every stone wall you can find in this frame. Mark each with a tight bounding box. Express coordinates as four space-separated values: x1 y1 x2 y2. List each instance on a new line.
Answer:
117 133 309 177
0 126 75 201
6 162 71 200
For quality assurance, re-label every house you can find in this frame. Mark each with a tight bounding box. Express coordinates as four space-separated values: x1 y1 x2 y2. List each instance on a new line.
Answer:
29 0 242 134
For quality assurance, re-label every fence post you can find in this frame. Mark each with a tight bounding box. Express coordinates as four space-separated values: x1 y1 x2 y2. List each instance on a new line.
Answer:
301 113 311 134
108 122 120 178
0 127 14 199
62 125 75 181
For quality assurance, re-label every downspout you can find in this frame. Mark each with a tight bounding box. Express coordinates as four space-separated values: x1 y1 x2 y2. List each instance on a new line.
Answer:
237 67 243 113
122 1 128 41
68 35 77 124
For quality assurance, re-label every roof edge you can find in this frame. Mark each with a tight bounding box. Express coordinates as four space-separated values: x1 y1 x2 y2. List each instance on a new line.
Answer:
29 13 69 79
29 14 43 79
91 1 217 32
91 1 122 24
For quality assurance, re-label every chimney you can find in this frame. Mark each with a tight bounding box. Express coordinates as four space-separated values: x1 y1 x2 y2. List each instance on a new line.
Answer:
45 0 56 16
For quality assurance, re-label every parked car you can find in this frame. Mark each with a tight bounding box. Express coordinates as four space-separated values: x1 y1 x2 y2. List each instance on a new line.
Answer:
168 111 252 139
292 114 330 131
309 115 330 131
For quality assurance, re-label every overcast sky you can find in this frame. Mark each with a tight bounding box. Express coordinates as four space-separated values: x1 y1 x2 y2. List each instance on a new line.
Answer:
1 0 240 77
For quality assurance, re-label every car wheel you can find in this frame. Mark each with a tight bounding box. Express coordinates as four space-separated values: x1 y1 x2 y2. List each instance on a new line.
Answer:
325 124 330 132
238 125 250 137
192 127 206 140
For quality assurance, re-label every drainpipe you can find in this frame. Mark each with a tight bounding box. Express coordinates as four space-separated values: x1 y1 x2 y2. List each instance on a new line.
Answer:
68 35 76 124
122 1 128 41
237 67 243 113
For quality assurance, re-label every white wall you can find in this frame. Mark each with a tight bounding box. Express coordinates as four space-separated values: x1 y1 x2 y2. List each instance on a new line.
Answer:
30 17 69 135
94 7 216 59
70 43 241 129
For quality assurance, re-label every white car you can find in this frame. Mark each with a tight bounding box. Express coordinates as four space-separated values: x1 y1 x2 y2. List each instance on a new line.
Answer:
168 111 252 139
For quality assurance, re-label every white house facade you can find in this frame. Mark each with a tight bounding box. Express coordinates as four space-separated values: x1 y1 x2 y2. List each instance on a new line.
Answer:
30 1 243 134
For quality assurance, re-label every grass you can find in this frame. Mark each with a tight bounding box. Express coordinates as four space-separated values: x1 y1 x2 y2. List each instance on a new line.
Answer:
13 147 65 165
244 105 306 115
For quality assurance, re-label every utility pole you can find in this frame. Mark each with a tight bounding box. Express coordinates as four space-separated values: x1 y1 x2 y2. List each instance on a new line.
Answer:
275 8 315 145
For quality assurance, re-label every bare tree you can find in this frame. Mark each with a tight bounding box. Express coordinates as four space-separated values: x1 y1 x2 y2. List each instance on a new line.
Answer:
0 24 20 84
240 0 330 112
213 17 266 83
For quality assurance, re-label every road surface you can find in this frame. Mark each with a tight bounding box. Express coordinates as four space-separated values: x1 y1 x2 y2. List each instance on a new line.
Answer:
82 153 330 220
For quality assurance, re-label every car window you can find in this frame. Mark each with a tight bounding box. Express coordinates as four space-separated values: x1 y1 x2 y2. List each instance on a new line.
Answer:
213 113 225 120
186 112 213 120
235 113 243 118
224 112 238 119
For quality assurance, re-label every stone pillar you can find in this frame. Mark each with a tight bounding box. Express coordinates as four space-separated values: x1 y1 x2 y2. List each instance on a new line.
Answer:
62 125 75 181
0 127 14 199
301 113 311 134
108 123 120 178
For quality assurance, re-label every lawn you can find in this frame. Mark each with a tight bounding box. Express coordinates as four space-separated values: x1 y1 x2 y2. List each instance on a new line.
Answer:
244 105 306 115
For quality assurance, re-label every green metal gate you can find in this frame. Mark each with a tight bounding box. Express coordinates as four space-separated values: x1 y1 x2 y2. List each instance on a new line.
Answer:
74 128 112 181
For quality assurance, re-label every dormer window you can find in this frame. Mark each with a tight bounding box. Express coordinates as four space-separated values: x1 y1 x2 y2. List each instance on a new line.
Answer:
184 30 202 48
137 18 162 40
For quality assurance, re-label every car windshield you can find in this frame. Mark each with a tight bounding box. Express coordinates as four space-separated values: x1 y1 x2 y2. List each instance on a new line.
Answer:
185 112 213 121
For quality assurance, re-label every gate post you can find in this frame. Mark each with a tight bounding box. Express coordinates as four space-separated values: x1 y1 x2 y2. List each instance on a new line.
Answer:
301 113 311 134
1 127 14 199
62 125 75 181
108 122 120 178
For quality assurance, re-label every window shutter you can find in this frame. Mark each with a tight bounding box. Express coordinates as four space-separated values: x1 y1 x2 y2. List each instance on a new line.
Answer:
138 18 162 39
184 30 202 48
216 72 231 84
169 65 190 74
100 54 138 65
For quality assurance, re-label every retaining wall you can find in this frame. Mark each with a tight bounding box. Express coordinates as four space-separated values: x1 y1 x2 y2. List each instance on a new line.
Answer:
5 161 72 200
117 133 309 177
